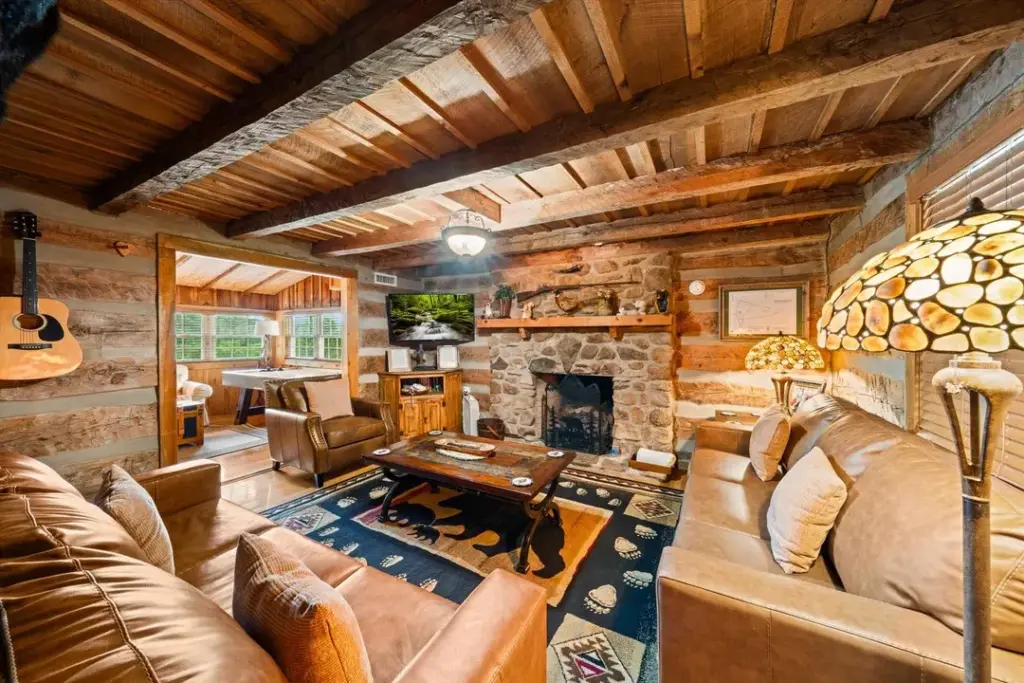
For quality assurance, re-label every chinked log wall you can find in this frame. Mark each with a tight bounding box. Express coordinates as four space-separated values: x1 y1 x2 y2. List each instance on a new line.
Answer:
0 188 382 496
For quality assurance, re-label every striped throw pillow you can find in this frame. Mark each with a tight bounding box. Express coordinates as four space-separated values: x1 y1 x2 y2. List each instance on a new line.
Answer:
94 464 175 573
233 532 373 683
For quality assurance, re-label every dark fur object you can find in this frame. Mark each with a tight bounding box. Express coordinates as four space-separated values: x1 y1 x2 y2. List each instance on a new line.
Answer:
0 0 59 120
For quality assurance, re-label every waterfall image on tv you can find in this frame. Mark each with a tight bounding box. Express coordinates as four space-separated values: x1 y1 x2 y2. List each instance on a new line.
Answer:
387 293 475 344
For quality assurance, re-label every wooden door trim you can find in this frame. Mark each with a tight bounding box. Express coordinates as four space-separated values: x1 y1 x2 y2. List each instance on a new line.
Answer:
156 233 360 467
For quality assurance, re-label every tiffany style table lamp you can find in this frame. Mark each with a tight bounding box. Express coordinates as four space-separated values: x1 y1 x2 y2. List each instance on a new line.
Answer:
818 198 1024 683
744 334 825 414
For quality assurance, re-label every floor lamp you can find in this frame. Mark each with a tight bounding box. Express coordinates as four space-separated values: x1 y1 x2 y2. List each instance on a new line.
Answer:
819 198 1024 682
744 334 825 414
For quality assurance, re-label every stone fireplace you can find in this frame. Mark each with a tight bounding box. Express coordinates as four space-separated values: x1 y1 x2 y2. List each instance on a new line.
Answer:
488 330 674 468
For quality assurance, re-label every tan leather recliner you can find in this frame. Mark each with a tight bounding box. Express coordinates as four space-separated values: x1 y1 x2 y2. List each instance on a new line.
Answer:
0 451 547 683
264 374 396 487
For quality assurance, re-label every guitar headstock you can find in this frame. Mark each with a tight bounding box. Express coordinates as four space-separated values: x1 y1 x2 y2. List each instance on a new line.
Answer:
7 212 40 240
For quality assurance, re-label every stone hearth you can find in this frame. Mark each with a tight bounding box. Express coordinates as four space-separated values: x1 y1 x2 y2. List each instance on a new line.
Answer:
488 330 674 469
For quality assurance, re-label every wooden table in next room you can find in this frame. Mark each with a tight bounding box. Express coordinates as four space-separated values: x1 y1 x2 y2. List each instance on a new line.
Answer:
222 367 340 424
364 433 577 573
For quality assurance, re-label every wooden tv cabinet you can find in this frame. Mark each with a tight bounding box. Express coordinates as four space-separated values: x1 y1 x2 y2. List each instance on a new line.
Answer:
379 369 463 439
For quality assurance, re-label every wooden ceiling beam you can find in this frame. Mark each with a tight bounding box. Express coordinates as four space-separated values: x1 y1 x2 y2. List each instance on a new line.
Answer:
244 270 287 293
500 122 925 229
809 90 844 140
583 0 631 100
61 13 234 102
226 0 1024 239
682 0 706 78
460 45 532 132
864 75 910 128
397 77 478 148
768 0 796 54
88 0 551 211
354 101 439 160
294 129 387 175
916 55 986 118
180 0 291 62
99 0 259 83
201 263 246 290
869 0 897 23
531 7 595 113
380 220 831 277
369 187 864 267
325 114 412 168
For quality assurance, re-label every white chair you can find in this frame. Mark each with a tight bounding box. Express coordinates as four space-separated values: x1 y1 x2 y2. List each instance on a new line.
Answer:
176 364 214 425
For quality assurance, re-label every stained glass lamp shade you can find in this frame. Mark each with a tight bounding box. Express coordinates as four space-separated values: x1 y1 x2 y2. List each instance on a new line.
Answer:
817 198 1023 683
818 198 1024 354
745 335 825 411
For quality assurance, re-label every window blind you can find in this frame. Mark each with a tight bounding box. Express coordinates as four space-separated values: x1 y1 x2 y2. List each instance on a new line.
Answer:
917 128 1024 490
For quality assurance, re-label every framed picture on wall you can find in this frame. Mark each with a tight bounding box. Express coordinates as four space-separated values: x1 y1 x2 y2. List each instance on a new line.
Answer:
720 282 807 340
387 348 412 372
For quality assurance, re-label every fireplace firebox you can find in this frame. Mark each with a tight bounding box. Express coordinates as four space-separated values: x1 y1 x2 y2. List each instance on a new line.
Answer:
540 373 613 455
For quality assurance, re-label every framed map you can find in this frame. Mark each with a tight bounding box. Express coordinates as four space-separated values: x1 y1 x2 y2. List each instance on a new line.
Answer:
720 283 806 340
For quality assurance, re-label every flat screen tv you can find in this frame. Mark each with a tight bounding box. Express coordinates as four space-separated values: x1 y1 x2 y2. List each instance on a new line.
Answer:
386 293 475 346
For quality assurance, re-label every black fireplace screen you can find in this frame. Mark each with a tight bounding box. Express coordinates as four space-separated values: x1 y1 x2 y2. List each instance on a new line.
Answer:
541 374 613 455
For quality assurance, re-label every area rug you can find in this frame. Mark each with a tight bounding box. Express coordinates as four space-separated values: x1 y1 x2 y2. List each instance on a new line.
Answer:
263 466 681 683
195 425 268 459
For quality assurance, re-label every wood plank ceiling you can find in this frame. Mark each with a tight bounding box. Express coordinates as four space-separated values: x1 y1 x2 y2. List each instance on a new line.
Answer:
175 254 311 294
2 0 1023 275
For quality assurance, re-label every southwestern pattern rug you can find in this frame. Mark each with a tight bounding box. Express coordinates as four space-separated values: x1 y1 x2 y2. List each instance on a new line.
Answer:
263 466 681 683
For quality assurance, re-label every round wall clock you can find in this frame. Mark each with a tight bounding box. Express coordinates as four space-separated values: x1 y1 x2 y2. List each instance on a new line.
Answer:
688 280 706 296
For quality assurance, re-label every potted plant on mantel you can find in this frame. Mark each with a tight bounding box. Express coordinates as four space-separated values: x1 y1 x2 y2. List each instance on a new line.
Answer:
493 284 515 318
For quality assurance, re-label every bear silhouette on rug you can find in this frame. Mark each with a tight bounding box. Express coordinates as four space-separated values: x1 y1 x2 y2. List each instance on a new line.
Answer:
389 489 567 578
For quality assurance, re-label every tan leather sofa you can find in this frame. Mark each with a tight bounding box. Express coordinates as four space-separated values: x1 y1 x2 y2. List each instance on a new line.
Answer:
0 451 546 683
265 374 396 487
658 394 1024 682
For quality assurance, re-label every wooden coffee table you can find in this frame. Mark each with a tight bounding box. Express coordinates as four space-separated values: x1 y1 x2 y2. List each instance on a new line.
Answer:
363 433 576 573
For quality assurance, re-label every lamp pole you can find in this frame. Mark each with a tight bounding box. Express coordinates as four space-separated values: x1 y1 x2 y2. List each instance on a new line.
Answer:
933 353 1022 682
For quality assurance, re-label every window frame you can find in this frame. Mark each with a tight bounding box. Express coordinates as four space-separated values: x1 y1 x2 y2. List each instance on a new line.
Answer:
284 310 346 363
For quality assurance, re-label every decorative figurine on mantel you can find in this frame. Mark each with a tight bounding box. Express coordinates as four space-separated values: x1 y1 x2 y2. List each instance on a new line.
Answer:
482 302 493 319
633 299 647 314
521 302 535 319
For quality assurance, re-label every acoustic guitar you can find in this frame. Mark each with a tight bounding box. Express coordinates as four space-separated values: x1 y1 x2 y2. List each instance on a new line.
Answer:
0 212 82 381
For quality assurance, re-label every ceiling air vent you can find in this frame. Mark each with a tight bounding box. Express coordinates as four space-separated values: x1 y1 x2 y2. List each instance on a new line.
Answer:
373 272 398 287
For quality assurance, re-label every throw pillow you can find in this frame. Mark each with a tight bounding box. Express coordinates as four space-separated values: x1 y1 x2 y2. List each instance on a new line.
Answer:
233 532 373 683
767 446 847 574
749 403 791 481
305 378 354 421
94 464 175 573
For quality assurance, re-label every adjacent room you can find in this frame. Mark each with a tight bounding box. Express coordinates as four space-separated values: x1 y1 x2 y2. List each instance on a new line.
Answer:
1 1 1024 682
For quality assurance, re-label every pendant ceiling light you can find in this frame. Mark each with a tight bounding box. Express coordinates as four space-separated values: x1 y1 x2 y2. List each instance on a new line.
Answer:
442 209 492 257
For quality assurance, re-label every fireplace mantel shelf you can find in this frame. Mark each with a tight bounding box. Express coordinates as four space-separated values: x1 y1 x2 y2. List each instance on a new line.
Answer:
477 314 672 340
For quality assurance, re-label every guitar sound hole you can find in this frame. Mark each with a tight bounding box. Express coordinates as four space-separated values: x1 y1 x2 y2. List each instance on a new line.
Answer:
14 314 47 331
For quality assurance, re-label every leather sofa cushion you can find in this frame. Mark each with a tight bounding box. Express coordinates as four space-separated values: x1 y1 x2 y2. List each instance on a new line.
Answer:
672 518 840 588
233 533 373 683
687 447 772 485
177 525 366 612
164 498 276 575
680 474 775 540
1 450 83 497
0 490 150 564
338 566 457 683
323 416 387 449
95 464 176 573
831 450 1024 653
782 393 845 471
2 547 287 683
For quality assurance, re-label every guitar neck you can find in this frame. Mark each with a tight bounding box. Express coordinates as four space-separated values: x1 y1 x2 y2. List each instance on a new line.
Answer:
21 237 38 316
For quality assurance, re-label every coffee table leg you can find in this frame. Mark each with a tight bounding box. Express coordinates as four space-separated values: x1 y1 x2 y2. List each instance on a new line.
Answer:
378 469 418 523
516 476 561 573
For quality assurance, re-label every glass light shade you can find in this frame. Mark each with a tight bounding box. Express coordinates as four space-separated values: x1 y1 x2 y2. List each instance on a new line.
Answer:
818 199 1024 354
441 209 491 257
745 335 825 372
